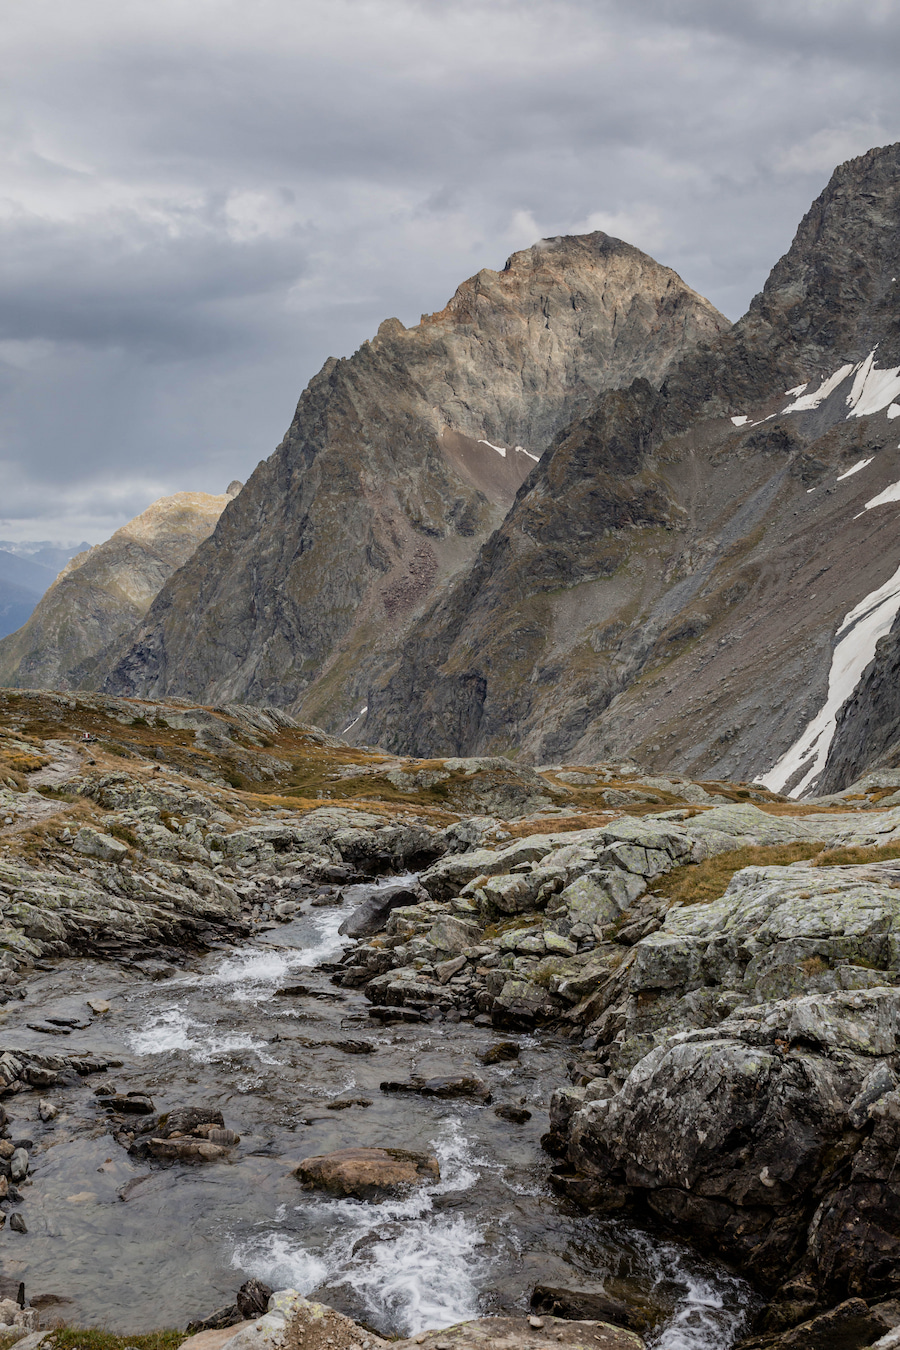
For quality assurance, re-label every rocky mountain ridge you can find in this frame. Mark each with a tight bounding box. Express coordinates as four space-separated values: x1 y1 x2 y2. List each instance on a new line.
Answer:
363 143 900 796
9 147 900 803
99 234 728 729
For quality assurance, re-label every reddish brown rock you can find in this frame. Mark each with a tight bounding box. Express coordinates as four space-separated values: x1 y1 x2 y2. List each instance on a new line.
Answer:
294 1146 439 1201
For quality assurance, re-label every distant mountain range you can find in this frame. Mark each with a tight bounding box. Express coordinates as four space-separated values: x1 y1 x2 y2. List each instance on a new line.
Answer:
5 143 900 797
0 491 238 687
0 541 89 639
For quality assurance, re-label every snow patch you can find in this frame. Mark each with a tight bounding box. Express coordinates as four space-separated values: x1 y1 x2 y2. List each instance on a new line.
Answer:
341 706 368 735
845 351 900 419
478 439 507 458
515 445 539 462
836 458 874 482
730 415 749 427
862 480 900 512
888 404 900 420
785 384 808 397
781 365 855 414
758 562 900 797
778 352 900 421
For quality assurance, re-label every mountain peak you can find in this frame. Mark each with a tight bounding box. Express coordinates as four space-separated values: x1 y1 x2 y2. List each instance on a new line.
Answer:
99 233 728 724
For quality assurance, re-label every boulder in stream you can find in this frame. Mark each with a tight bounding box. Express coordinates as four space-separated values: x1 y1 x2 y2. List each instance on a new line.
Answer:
531 1285 654 1334
338 879 426 939
105 1092 154 1114
148 1137 229 1162
294 1146 440 1200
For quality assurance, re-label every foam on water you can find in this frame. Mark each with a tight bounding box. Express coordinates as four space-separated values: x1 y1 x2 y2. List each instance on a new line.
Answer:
202 947 305 1001
126 1006 276 1064
202 877 416 1001
231 1119 488 1336
633 1231 752 1350
232 1233 329 1295
198 907 354 1003
339 1212 485 1335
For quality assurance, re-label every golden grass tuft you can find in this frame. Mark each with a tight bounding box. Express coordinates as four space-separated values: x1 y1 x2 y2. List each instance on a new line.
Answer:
654 843 822 907
42 1329 187 1350
656 838 900 910
816 841 900 867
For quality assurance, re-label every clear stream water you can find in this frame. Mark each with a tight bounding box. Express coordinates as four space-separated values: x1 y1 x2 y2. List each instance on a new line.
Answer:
0 890 755 1346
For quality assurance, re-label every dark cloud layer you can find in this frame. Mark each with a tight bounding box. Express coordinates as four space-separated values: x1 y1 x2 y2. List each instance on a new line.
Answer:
1 0 898 539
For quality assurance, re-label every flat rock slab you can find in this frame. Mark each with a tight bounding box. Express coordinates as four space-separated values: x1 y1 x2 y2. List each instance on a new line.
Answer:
294 1146 440 1201
181 1324 255 1350
380 1076 491 1102
394 1316 644 1350
147 1137 229 1162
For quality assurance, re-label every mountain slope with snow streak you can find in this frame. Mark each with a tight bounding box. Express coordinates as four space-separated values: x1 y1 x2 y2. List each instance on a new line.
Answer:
364 143 900 792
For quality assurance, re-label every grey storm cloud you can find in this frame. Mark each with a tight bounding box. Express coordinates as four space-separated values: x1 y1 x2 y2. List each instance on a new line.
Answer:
0 0 899 540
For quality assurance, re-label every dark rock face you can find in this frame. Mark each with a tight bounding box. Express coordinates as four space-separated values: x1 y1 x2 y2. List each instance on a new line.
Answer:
820 611 900 792
101 233 727 731
338 879 426 939
736 1298 891 1350
365 143 900 789
561 985 900 1308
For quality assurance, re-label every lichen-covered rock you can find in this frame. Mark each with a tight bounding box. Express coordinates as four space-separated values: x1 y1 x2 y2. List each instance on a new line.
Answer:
73 827 128 862
213 1290 388 1350
393 1315 644 1350
493 977 565 1028
0 850 242 964
564 986 900 1297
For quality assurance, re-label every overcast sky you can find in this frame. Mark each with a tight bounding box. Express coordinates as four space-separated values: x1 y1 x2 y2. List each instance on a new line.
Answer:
1 0 898 543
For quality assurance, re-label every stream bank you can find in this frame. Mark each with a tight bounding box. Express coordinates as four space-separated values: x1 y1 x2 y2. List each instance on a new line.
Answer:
0 886 754 1349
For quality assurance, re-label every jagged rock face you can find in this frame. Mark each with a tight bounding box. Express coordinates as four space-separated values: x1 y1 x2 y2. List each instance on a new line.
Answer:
819 611 900 792
0 491 233 691
365 143 900 790
101 233 728 726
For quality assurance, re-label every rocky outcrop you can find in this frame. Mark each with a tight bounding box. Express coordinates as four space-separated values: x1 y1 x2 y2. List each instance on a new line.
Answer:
181 1291 644 1350
364 143 900 791
566 986 900 1299
0 490 237 691
101 234 727 729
